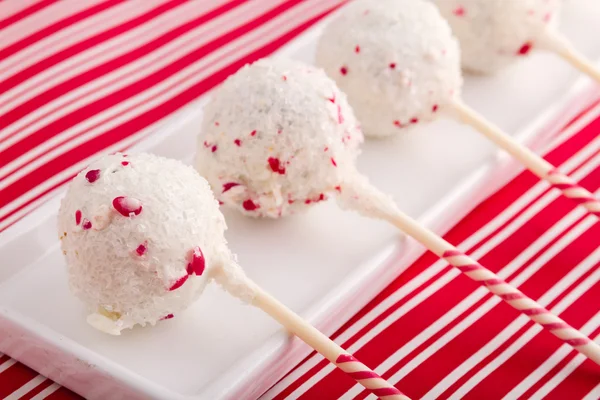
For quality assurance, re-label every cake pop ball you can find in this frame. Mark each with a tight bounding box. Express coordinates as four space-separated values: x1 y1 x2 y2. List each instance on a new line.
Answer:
58 153 408 398
196 57 363 218
58 153 228 334
316 0 463 138
435 0 561 74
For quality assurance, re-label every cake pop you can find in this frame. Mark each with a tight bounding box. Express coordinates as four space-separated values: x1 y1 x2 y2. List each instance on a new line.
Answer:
197 57 600 366
58 152 407 399
316 0 600 216
435 0 600 82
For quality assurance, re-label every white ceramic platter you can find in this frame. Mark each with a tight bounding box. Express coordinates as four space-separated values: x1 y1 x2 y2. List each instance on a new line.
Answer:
1 1 600 399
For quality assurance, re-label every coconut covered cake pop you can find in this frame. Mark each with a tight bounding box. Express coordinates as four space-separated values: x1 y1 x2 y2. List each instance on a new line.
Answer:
196 57 363 218
58 153 230 334
435 0 561 74
57 152 409 397
315 0 463 138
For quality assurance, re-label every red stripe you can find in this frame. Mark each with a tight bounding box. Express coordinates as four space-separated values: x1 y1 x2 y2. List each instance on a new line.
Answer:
19 378 55 400
372 387 403 397
0 362 39 398
0 0 319 207
500 293 526 301
347 371 380 380
0 0 124 61
456 264 484 272
0 0 57 30
336 354 355 363
0 0 189 106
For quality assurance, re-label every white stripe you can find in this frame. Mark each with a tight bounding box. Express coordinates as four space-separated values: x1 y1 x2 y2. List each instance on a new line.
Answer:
0 0 336 222
264 105 600 398
442 240 600 399
0 358 17 373
276 147 600 400
0 0 41 35
0 0 148 77
0 0 201 116
0 0 243 149
0 0 108 59
30 382 60 400
4 375 47 400
345 203 598 400
528 313 600 400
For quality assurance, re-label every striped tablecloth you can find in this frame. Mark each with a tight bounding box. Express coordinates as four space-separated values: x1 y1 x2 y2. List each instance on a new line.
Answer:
1 1 600 399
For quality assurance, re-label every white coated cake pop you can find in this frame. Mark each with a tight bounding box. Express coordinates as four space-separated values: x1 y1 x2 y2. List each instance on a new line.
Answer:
196 57 363 218
435 0 561 74
316 0 463 138
58 153 230 334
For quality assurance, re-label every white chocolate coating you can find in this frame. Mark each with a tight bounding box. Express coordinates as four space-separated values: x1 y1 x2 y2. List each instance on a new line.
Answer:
435 0 561 74
58 153 228 334
196 57 363 218
316 0 463 138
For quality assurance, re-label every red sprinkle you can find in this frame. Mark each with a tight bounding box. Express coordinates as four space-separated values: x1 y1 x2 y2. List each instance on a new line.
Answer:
453 6 465 16
211 145 218 153
250 130 257 136
324 147 329 152
112 196 143 217
394 120 402 128
336 104 344 124
222 182 240 193
305 199 312 204
282 75 287 81
85 169 100 183
161 314 174 320
410 118 419 124
517 42 533 55
432 104 439 112
121 161 129 166
203 141 210 148
169 275 189 291
243 199 259 211
340 66 348 75
136 242 147 256
214 121 220 126
317 193 326 202
389 63 396 69
218 200 224 205
335 185 342 192
355 45 360 53
75 210 82 225
268 157 286 174
186 246 205 276
277 129 282 134
82 219 92 230
288 199 295 204
234 139 242 146
331 157 337 167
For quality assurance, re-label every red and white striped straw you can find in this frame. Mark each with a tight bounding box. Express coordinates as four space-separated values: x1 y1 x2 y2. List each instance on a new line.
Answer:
442 249 600 364
547 168 600 217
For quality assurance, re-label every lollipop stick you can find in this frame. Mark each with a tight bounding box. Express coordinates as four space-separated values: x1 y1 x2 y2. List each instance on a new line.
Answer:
374 204 600 366
251 282 409 399
451 99 600 217
542 31 600 84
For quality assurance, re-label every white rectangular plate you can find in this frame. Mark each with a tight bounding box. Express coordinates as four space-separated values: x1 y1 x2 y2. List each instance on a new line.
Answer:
1 2 600 399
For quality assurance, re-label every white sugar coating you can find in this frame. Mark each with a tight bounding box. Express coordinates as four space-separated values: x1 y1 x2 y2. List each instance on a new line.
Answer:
58 153 229 334
435 0 561 74
316 0 462 138
196 57 363 218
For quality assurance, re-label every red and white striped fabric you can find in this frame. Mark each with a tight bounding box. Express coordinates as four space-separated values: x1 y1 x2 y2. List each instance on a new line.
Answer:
0 0 345 233
264 100 600 399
